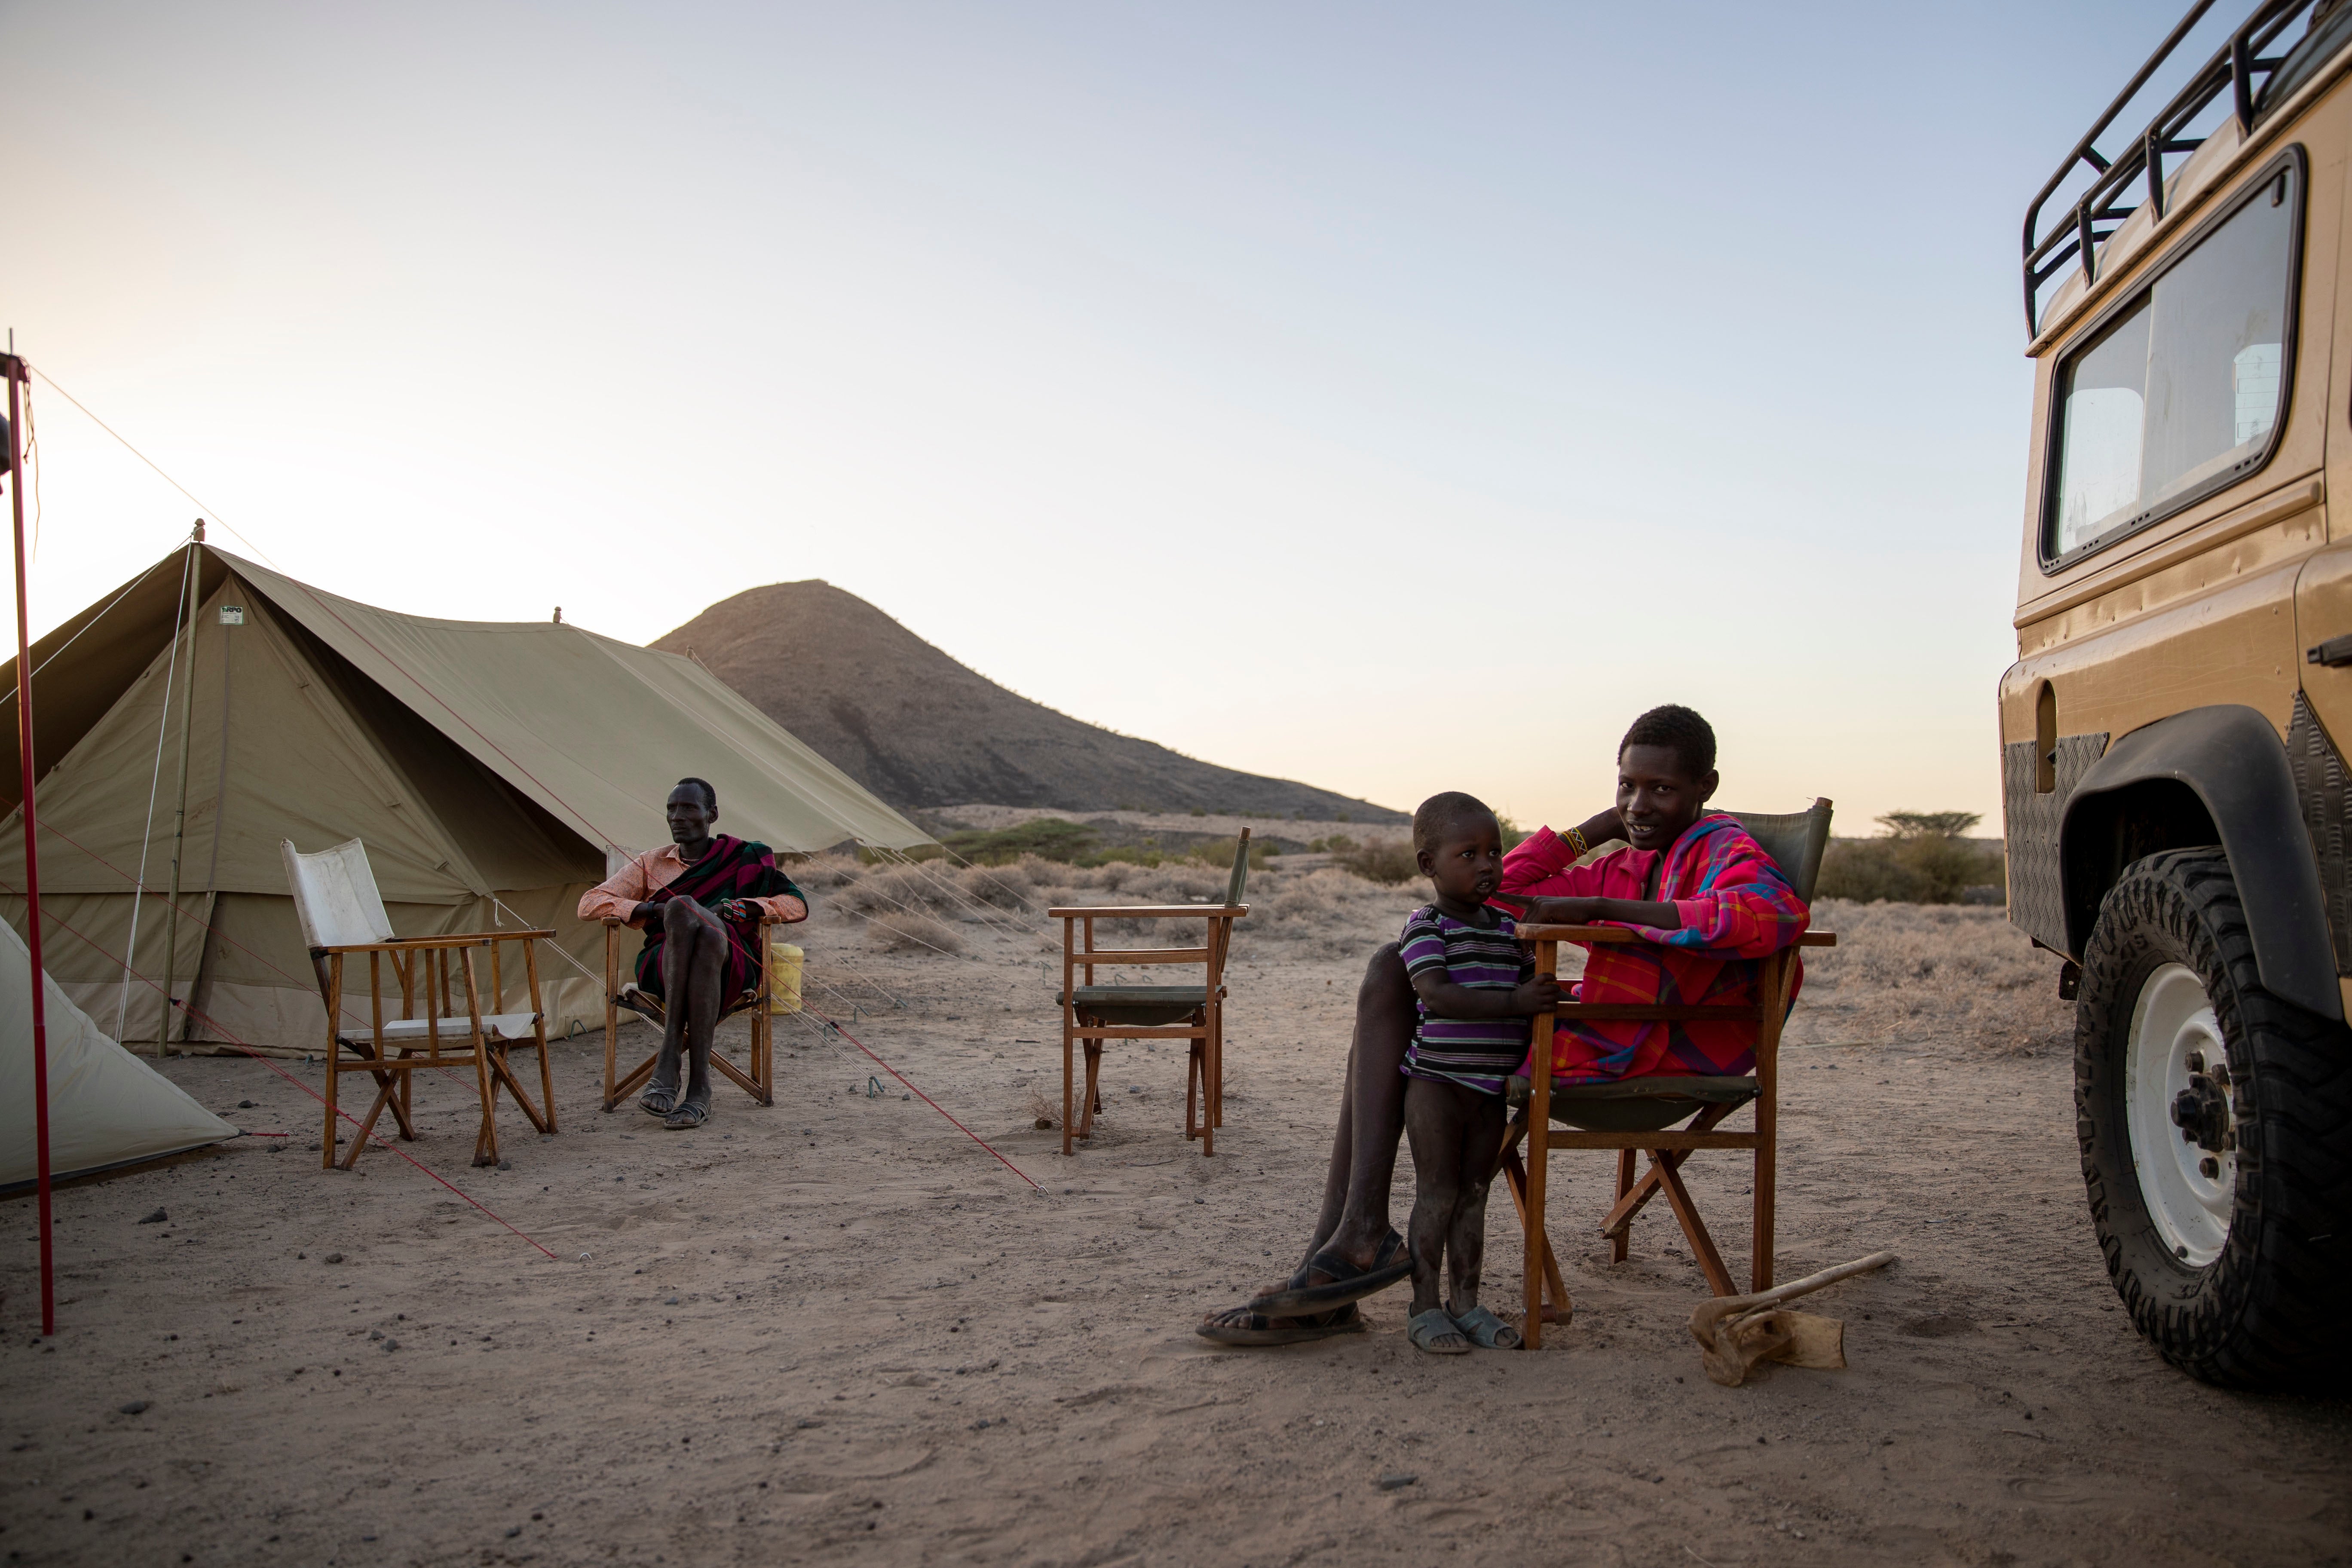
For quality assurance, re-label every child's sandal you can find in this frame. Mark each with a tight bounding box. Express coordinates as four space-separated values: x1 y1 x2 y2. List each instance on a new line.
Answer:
1407 1308 1471 1355
1451 1305 1522 1349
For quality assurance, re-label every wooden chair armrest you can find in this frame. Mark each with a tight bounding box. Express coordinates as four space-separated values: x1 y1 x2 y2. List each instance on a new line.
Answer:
1514 924 1835 948
316 935 493 955
1046 904 1248 919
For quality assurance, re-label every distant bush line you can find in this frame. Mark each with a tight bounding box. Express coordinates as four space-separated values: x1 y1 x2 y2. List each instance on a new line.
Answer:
879 817 1275 872
1816 811 2004 906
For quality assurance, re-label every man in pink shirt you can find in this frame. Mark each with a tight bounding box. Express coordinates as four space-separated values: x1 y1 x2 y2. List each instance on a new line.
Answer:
578 778 807 1129
1200 705 1807 1343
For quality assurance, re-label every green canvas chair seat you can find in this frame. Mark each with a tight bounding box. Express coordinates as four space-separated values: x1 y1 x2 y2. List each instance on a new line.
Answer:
1506 1073 1760 1133
1057 985 1208 1028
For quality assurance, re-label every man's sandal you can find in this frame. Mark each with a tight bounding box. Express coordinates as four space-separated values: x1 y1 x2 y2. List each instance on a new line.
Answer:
1247 1229 1411 1316
1451 1305 1522 1350
640 1084 679 1117
662 1100 710 1130
1407 1308 1471 1355
1194 1302 1366 1347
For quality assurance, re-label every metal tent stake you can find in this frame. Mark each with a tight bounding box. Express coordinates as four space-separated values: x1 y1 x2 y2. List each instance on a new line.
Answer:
3 346 55 1336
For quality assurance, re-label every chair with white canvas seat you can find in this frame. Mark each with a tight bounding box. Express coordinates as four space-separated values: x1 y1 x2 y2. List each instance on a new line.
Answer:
282 837 558 1169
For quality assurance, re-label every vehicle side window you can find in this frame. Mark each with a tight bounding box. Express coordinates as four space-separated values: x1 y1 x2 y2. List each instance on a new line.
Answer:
2045 158 2301 566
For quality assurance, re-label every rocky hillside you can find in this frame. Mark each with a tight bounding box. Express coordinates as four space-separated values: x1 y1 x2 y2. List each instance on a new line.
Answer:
652 581 1404 823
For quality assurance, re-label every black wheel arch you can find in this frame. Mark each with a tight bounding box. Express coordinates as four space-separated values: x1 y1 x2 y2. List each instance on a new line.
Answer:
2059 704 2340 1021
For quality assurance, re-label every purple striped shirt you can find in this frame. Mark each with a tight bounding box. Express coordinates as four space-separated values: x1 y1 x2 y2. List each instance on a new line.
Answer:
1398 905 1533 1096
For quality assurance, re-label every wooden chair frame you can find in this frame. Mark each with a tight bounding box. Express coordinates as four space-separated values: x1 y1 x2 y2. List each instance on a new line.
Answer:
1504 924 1838 1347
1049 901 1247 1155
318 929 558 1171
600 916 780 1111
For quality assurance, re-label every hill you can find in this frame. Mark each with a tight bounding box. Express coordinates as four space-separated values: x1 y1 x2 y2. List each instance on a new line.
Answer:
651 581 1405 824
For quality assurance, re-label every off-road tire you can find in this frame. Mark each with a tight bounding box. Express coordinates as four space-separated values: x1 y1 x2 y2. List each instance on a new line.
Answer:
2076 848 2352 1386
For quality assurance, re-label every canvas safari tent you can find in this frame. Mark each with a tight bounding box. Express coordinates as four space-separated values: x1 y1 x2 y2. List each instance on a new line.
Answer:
0 544 931 1052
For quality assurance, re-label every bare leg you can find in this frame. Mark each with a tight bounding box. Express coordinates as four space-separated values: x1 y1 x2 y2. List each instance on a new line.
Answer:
674 901 727 1123
1297 943 1415 1275
1444 1092 1509 1317
1200 942 1417 1338
1402 1076 1472 1320
643 900 706 1112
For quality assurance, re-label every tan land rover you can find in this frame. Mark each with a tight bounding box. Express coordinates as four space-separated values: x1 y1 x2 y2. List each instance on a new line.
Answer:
2009 0 2352 1384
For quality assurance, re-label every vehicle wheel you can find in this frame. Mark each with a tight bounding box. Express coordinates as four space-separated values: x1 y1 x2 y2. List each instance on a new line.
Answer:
2075 848 2352 1386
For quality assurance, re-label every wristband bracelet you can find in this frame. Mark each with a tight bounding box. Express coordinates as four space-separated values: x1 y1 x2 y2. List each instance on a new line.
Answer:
1564 827 1589 858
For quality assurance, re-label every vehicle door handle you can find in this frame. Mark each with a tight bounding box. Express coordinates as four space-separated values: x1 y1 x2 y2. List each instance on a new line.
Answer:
2307 635 2352 668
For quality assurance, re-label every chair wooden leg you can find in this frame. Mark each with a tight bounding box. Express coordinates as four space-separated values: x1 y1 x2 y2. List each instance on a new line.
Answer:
1498 1134 1570 1323
1653 1155 1736 1297
1078 1043 1103 1141
323 956 344 1171
1611 1149 1635 1264
1200 1018 1216 1158
1061 1023 1075 1158
525 944 557 1133
490 1045 553 1135
339 1077 397 1171
1185 1041 1202 1141
1754 1142 1776 1294
712 1051 764 1099
1600 1102 1741 1240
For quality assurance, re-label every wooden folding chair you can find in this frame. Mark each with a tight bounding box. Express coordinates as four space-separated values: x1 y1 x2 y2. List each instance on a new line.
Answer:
282 838 557 1171
1500 801 1837 1346
1050 831 1252 1156
600 917 781 1110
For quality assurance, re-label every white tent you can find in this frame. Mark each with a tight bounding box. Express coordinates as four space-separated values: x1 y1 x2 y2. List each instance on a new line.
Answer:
0 916 234 1192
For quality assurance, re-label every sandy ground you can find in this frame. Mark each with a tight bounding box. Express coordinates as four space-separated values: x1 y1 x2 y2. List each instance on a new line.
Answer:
3 868 2349 1568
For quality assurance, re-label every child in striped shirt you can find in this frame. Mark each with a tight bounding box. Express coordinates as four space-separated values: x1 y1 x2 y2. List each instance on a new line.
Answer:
1395 792 1561 1354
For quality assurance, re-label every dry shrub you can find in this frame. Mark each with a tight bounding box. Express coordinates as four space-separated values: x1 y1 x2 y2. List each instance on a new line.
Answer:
788 851 865 890
1252 868 1423 957
841 864 948 918
1818 836 2005 904
1334 838 1419 885
864 912 965 955
1799 900 2067 1055
956 861 1037 911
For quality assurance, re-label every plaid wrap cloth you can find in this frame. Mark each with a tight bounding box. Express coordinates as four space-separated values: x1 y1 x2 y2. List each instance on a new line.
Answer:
632 835 805 1004
1498 813 1810 1082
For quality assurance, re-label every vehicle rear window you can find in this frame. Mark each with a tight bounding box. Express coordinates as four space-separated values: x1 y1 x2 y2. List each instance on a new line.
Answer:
2045 157 2301 566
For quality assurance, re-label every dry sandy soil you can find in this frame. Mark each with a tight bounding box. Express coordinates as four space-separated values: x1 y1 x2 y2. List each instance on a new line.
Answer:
3 858 2349 1567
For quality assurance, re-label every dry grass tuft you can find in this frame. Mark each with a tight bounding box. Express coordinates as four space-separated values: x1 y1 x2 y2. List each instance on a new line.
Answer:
864 911 965 956
1798 900 2070 1056
957 861 1038 912
1333 838 1419 885
787 852 865 890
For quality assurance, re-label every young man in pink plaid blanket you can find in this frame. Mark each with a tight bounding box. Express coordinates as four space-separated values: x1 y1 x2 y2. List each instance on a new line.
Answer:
1199 705 1810 1345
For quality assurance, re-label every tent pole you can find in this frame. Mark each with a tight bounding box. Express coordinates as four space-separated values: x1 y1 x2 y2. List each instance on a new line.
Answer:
4 345 56 1336
153 525 203 1056
181 596 237 1037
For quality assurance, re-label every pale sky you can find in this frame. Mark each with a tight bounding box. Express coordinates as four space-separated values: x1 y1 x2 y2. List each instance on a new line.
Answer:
3 1 2215 833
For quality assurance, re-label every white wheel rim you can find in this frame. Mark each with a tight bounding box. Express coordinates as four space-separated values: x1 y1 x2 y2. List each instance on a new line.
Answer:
2124 962 2232 1267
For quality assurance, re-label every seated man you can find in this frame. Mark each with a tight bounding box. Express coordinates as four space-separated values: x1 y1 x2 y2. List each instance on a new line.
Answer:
577 777 807 1130
1198 704 1808 1343
1494 702 1811 1084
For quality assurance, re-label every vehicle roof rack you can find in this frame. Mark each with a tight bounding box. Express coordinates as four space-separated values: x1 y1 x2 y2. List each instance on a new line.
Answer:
2023 0 2321 337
